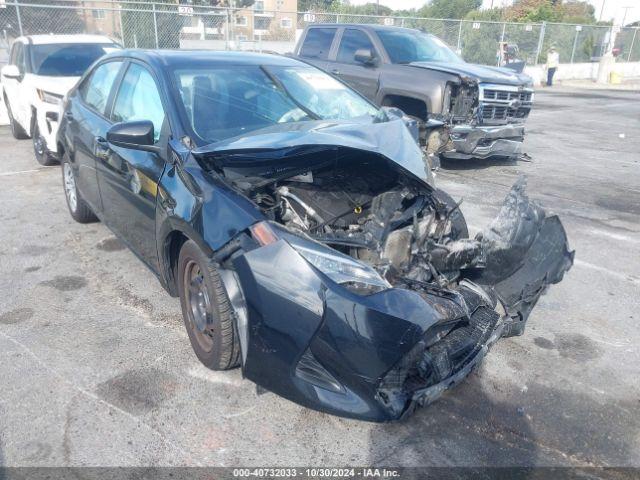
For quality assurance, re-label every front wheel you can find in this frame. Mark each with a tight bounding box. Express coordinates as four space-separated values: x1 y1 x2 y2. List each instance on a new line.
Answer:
61 153 98 223
178 240 240 370
32 119 57 166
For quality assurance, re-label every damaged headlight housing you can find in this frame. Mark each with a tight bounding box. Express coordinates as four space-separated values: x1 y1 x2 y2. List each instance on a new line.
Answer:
37 89 63 105
291 243 391 294
250 221 391 295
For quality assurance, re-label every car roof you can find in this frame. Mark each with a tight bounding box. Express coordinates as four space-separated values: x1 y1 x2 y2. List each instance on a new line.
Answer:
18 34 116 45
101 49 304 69
307 23 421 34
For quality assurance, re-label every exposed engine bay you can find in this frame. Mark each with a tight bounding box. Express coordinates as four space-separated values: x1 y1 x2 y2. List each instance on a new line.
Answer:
198 119 572 420
250 159 478 289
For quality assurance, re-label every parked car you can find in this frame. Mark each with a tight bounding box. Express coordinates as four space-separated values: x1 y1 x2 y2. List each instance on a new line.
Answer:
57 50 572 421
293 24 535 160
0 34 120 165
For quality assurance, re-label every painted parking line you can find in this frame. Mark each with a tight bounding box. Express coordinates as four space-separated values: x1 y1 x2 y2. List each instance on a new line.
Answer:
574 259 640 286
0 168 44 176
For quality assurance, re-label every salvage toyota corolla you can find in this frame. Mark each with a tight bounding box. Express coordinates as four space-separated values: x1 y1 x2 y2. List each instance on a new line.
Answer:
57 50 573 421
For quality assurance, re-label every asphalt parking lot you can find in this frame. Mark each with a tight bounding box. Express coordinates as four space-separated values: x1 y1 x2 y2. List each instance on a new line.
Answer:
0 87 639 468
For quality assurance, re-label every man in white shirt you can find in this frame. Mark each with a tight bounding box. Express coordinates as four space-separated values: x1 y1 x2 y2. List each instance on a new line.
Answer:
546 45 560 86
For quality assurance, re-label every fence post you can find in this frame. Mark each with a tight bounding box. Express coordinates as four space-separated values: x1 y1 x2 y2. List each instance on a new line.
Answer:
152 3 159 49
570 27 579 63
456 20 463 53
225 8 230 50
628 28 637 62
534 21 546 65
500 22 506 43
14 0 23 37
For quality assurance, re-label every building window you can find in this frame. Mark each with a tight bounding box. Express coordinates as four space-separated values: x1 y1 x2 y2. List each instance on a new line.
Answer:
253 0 264 12
280 17 292 29
92 9 106 20
237 35 247 41
236 16 247 26
254 16 271 30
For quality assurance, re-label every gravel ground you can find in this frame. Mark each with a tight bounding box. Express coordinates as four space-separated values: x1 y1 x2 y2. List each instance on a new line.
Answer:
0 87 639 468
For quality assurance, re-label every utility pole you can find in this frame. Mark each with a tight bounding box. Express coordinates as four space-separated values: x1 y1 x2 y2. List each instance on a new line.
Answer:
599 0 606 22
621 6 633 27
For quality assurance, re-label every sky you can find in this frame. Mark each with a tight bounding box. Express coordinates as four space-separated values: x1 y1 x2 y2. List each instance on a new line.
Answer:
347 0 640 26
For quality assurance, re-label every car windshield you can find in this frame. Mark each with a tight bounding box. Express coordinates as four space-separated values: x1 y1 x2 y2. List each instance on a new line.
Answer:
31 43 120 77
173 64 379 144
377 30 463 64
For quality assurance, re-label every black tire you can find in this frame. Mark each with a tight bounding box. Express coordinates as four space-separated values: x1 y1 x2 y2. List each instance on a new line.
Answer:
177 240 240 370
433 189 469 240
4 95 29 140
61 153 98 223
32 118 57 166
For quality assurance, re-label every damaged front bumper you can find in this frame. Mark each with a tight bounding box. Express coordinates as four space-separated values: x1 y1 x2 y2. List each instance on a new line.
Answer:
231 179 572 422
441 123 525 160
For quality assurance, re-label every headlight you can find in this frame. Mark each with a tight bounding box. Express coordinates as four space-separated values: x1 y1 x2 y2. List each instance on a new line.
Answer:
37 89 63 105
291 243 391 294
250 221 391 295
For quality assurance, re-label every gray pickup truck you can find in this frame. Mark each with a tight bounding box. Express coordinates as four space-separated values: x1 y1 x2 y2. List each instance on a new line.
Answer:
293 24 534 160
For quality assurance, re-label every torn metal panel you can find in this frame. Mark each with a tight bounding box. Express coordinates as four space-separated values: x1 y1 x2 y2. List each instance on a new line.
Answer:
195 118 572 421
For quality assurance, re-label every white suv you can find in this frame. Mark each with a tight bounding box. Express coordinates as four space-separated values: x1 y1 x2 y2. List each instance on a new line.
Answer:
0 35 120 165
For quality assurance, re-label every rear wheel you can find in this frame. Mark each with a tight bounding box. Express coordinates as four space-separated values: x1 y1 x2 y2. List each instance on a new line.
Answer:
32 119 57 166
177 240 240 370
4 96 29 140
61 153 98 223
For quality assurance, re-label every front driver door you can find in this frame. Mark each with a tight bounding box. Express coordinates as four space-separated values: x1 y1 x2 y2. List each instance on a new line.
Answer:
331 28 380 102
96 61 168 270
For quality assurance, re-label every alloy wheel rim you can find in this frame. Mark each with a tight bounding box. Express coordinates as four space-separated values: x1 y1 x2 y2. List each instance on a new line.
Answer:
184 260 214 353
63 163 77 212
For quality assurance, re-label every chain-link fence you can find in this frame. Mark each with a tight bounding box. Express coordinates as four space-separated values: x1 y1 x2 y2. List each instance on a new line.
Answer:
1 0 639 67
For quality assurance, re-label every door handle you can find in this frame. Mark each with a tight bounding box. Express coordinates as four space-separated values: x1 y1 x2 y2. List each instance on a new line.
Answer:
94 136 110 160
331 69 340 75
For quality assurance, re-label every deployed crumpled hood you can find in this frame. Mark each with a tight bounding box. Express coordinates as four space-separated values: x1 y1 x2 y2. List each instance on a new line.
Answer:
193 118 435 188
31 75 79 96
409 61 531 86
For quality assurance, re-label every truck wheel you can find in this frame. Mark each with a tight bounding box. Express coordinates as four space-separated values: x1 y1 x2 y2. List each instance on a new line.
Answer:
32 119 57 166
178 240 241 370
5 96 29 140
61 153 98 223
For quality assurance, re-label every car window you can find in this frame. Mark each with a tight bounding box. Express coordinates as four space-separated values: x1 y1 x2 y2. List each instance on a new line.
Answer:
112 63 165 143
337 29 375 64
80 61 123 115
31 43 119 77
173 65 378 145
300 28 336 60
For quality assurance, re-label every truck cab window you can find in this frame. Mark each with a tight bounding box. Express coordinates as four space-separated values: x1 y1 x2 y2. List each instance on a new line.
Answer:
337 29 375 64
300 28 336 60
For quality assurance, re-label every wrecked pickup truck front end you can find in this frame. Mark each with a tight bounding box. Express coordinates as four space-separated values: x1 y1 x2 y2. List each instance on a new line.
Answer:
414 63 534 160
193 118 572 422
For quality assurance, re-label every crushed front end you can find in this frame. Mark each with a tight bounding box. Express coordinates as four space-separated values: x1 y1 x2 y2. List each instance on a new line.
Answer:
432 80 534 160
197 120 571 422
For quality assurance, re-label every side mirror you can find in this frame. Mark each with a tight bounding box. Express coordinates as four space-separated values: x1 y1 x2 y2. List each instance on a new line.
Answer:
1 64 22 80
354 48 376 66
107 120 160 153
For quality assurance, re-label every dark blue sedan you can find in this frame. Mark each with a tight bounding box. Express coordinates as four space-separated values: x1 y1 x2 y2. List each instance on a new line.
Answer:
56 50 572 421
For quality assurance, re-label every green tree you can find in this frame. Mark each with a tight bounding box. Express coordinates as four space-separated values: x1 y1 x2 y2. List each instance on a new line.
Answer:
418 0 482 20
121 0 181 49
